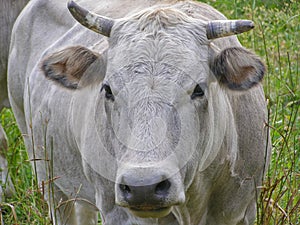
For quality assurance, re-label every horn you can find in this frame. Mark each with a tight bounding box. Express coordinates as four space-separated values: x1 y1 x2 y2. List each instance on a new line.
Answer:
67 0 114 37
206 20 254 39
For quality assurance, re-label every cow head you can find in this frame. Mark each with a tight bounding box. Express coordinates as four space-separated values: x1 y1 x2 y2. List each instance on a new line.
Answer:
41 1 265 219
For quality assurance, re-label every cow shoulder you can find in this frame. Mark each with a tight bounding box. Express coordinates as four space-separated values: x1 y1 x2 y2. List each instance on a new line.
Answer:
210 47 265 90
41 46 106 89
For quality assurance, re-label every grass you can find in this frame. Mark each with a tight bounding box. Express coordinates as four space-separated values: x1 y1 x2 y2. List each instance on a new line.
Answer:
1 0 299 224
0 109 50 224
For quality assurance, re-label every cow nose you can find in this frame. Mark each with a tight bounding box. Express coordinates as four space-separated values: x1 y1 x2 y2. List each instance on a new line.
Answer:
118 174 171 206
115 167 185 218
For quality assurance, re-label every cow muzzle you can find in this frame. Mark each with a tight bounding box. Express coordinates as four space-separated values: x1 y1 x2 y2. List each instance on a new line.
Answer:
115 167 185 218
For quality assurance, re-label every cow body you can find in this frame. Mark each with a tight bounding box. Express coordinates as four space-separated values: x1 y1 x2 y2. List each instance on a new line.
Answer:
0 0 29 109
8 0 270 224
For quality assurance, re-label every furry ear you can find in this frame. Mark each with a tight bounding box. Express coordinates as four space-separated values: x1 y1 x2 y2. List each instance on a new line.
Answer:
210 47 265 90
41 46 106 89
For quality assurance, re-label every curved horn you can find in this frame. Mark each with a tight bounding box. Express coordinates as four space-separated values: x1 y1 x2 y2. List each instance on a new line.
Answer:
206 20 254 39
67 0 114 37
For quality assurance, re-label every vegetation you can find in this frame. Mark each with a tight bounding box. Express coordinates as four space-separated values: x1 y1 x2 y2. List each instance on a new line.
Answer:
1 0 299 224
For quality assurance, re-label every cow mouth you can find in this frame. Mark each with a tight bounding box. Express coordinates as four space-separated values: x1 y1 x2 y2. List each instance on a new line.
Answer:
129 206 172 218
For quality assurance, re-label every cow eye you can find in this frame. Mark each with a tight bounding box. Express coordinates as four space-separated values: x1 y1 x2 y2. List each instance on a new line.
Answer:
191 84 205 100
101 84 115 101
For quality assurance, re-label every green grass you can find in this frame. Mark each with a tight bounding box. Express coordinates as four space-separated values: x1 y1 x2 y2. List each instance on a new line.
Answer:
1 0 299 224
0 109 50 224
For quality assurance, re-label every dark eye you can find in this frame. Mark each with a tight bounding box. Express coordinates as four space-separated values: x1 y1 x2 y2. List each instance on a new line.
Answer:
101 84 114 101
191 84 205 100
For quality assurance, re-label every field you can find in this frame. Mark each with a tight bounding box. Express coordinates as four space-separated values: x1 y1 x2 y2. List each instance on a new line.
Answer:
0 0 299 224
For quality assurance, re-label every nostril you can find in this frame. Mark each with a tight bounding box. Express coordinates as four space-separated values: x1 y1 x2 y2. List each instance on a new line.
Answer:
155 179 171 196
119 184 131 194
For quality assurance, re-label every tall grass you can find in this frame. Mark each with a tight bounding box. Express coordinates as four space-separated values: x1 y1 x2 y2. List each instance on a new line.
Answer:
1 0 299 224
0 109 50 224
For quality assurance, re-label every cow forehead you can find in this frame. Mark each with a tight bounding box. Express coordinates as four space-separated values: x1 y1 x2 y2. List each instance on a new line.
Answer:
106 7 209 73
109 35 208 68
105 60 209 96
108 21 209 62
106 35 210 92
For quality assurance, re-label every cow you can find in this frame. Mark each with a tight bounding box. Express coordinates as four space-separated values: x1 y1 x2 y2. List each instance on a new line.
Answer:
0 0 30 204
8 0 271 224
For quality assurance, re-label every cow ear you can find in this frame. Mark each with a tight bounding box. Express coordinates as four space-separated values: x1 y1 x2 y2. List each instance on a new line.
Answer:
41 46 106 89
210 47 265 90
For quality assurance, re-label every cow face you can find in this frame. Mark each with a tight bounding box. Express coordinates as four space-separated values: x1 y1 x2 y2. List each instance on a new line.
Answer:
102 11 211 217
42 3 265 219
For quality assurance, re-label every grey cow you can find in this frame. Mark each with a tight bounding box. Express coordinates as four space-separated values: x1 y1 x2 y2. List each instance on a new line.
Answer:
8 0 271 224
0 0 29 203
